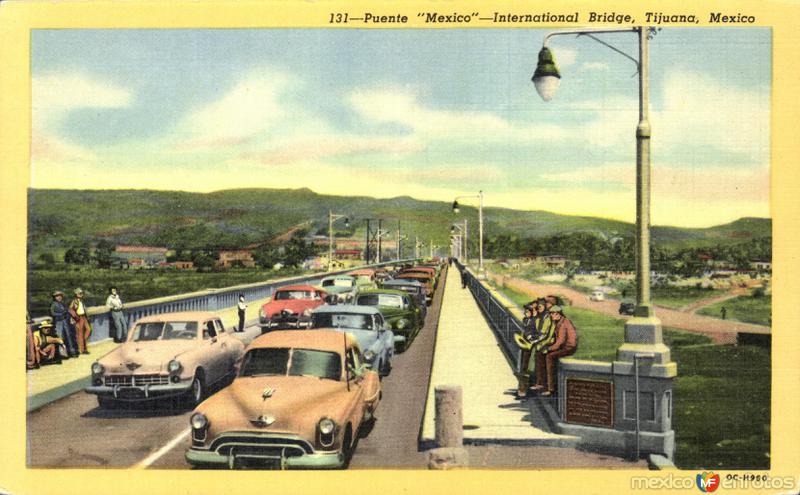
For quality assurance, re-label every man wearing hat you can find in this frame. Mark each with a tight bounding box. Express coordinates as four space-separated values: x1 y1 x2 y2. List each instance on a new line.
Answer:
106 286 127 343
540 305 578 397
35 320 64 365
68 288 92 354
50 290 77 357
529 298 557 393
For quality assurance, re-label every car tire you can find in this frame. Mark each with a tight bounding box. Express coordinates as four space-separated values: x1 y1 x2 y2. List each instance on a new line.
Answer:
97 396 119 409
187 371 205 407
341 425 354 469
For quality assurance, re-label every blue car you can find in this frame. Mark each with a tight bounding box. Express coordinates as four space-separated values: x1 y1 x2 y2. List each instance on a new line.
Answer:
310 305 403 377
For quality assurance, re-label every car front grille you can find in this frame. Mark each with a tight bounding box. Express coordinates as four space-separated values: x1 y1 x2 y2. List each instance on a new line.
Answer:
104 374 170 386
208 433 314 458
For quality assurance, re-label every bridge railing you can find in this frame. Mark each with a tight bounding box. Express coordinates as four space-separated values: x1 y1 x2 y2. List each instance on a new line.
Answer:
82 259 421 343
455 260 525 366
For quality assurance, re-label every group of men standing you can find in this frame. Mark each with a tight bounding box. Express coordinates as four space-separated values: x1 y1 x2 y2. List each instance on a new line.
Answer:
26 286 129 370
516 295 578 398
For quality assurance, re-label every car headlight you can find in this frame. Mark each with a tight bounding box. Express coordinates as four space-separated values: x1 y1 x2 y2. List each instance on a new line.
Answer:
168 359 182 373
190 413 208 430
91 362 104 375
363 350 376 362
259 308 266 319
396 319 408 329
319 418 335 435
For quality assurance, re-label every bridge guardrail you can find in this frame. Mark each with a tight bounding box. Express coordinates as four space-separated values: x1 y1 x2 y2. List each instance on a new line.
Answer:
74 259 421 343
455 260 525 367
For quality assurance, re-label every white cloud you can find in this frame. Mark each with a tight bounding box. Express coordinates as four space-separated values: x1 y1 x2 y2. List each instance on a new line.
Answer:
553 47 577 68
349 87 568 142
178 70 294 148
237 135 423 165
580 62 610 72
31 71 133 167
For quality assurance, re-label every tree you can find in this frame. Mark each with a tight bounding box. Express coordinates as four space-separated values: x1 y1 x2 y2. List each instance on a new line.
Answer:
64 246 91 265
94 240 115 268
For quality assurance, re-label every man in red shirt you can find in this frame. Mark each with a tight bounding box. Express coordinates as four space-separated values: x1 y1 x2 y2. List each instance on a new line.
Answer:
541 305 578 397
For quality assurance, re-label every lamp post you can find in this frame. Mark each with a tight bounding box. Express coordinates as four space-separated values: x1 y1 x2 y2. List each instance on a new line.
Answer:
450 221 467 260
376 228 391 263
452 191 483 273
532 26 670 363
328 211 349 271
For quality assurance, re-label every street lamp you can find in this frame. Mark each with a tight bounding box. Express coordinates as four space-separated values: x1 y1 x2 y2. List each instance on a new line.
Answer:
452 191 483 273
532 27 670 363
451 220 468 260
375 229 391 263
328 210 349 271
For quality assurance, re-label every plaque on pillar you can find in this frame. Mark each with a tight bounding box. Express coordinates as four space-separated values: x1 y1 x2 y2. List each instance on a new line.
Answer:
565 378 614 428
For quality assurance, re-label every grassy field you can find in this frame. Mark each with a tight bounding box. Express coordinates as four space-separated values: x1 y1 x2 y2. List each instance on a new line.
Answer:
498 285 770 470
698 295 772 326
27 267 313 317
651 286 725 309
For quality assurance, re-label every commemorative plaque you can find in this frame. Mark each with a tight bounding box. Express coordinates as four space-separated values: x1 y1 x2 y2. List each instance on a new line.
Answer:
565 378 614 427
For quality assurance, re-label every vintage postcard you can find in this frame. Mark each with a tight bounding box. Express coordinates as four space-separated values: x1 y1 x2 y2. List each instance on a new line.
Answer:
1 0 799 494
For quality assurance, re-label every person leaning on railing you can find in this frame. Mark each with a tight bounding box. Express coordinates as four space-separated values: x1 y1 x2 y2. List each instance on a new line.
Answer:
538 305 578 397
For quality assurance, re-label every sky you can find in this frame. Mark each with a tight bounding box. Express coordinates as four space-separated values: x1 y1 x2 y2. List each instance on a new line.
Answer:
30 28 771 227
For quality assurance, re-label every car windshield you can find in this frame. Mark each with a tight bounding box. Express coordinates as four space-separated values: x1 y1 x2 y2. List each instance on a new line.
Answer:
274 290 314 300
322 278 353 288
357 294 404 308
239 347 341 380
312 313 374 330
132 322 198 341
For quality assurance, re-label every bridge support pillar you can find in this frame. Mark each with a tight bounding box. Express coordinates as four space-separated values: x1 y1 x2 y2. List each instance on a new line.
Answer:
428 385 469 469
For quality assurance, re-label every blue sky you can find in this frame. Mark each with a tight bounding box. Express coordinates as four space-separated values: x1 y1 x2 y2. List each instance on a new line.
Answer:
31 28 771 227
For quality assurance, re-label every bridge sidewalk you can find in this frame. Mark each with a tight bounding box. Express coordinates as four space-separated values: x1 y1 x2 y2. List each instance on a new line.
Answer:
421 266 578 447
26 299 269 412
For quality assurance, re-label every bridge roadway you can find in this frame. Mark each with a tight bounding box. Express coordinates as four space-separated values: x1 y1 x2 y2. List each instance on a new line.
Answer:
27 265 641 469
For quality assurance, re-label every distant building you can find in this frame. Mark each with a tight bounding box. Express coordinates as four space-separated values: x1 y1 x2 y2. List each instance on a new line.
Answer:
169 261 194 270
749 260 772 272
217 249 256 268
114 245 168 267
334 249 362 260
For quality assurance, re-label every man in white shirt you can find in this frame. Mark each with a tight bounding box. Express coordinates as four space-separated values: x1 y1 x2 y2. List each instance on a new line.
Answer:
106 286 128 343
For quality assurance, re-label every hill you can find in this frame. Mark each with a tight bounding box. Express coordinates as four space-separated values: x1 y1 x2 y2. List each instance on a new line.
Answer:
27 188 771 254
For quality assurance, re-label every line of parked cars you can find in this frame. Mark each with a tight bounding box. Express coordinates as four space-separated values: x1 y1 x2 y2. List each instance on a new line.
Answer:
85 260 446 470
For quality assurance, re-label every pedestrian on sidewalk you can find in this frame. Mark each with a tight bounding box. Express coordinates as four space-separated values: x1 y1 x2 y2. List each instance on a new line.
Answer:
459 265 467 289
515 300 545 398
50 290 77 357
540 306 578 397
26 313 39 370
68 288 92 355
106 286 127 343
35 320 64 365
721 306 727 320
237 293 247 332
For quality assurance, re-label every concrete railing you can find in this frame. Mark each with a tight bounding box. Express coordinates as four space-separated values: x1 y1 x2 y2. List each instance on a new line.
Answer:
83 259 421 343
456 260 525 366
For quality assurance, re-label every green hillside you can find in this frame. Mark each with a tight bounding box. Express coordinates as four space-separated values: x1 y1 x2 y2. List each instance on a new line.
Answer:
28 188 771 254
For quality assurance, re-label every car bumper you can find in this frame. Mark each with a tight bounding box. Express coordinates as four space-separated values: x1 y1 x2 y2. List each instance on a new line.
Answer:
85 381 192 401
259 316 311 329
185 448 345 470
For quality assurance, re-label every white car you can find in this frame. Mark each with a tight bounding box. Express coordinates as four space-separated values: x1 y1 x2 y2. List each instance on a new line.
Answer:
589 290 605 302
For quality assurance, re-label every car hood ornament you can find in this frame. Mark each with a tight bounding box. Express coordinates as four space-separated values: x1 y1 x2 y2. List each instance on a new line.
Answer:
262 387 276 400
250 415 276 428
126 362 141 371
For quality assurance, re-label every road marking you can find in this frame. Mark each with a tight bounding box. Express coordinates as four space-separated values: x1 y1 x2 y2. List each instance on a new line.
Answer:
133 428 190 469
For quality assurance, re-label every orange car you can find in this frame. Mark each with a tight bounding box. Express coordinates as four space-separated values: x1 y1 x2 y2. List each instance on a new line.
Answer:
185 330 380 469
86 311 246 408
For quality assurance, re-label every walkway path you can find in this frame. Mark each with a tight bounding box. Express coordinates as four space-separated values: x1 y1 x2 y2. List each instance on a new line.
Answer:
421 266 577 446
490 273 769 344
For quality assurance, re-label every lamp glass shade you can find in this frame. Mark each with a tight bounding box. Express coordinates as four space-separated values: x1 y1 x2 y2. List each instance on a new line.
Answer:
344 218 350 228
533 76 561 101
532 46 561 101
452 200 459 213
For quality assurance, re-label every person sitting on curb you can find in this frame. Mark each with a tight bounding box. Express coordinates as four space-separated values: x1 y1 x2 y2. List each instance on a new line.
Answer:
540 305 578 397
35 320 64 365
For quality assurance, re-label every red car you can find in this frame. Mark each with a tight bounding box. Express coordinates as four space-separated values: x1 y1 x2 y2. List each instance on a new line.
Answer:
259 285 327 331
